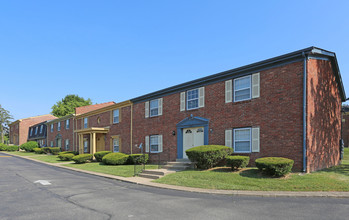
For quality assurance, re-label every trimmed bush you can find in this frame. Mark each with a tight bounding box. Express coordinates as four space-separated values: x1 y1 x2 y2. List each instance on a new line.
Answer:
42 147 51 154
4 145 19 151
49 147 61 155
58 153 75 161
58 151 79 156
33 148 44 154
72 154 93 164
127 154 149 164
94 151 112 162
186 145 233 169
102 153 129 165
20 141 38 152
226 156 250 171
255 157 294 177
0 143 7 151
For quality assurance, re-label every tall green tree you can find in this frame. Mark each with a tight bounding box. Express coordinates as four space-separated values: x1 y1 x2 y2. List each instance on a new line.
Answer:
0 105 13 144
51 95 92 117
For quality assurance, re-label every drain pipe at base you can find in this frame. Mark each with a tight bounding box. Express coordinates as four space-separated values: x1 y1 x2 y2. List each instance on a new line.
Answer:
302 52 307 172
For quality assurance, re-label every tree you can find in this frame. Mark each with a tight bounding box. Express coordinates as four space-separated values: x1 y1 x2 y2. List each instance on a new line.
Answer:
51 95 92 117
0 105 13 144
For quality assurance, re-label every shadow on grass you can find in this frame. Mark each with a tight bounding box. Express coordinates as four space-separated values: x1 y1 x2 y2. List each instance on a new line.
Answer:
319 164 349 176
239 169 280 179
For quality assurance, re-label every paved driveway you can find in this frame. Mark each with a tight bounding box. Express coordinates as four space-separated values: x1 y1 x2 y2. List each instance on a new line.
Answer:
1 153 349 220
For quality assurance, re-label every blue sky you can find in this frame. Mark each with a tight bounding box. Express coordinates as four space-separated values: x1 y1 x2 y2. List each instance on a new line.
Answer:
1 0 349 120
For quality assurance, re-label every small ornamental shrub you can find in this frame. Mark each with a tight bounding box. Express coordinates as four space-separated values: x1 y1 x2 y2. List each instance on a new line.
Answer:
94 151 112 162
102 153 129 165
226 156 250 171
0 143 7 151
42 147 51 154
72 154 93 164
3 145 19 151
49 147 61 155
58 151 79 156
20 141 38 152
255 157 294 177
186 145 233 169
33 148 44 154
127 154 149 164
58 153 75 161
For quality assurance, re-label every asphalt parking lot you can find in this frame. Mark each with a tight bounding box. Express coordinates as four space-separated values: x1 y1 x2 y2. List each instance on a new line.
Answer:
1 153 349 220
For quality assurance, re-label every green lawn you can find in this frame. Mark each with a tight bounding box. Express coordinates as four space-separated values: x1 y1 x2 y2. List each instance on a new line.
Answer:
30 155 66 163
154 148 349 191
64 163 158 177
5 151 37 156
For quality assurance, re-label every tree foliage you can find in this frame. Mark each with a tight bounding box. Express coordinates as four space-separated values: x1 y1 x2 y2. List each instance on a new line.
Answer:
51 95 92 117
0 105 13 144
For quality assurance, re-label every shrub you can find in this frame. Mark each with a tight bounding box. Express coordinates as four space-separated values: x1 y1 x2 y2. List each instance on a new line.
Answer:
94 151 112 162
33 148 44 154
72 154 93 164
58 153 75 161
4 145 19 151
20 141 38 152
226 156 250 171
0 143 6 151
255 157 294 177
42 147 51 154
127 154 149 164
49 147 61 155
102 153 129 165
186 145 233 169
58 151 79 156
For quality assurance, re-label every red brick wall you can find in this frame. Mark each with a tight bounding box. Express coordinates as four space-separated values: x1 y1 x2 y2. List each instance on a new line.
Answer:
76 106 132 153
10 115 57 146
47 117 75 151
132 61 305 170
9 123 19 145
306 59 342 172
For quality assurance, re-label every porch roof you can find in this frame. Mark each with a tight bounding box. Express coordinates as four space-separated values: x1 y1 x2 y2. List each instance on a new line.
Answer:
74 127 110 134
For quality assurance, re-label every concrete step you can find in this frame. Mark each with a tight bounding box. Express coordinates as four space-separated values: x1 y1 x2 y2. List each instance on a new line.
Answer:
166 161 192 166
176 159 191 162
142 170 165 176
162 165 190 170
138 173 160 179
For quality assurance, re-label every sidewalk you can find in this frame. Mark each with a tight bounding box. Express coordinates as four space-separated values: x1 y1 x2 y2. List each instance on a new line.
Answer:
3 152 349 198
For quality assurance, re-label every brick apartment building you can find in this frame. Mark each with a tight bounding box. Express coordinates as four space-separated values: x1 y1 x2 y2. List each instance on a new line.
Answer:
27 121 51 147
128 47 345 172
46 102 116 152
9 114 57 145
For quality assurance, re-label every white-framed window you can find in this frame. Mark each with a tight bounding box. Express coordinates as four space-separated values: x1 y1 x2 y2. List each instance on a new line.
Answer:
234 127 251 153
113 138 119 152
50 124 53 133
113 109 119 124
30 128 33 136
50 141 53 147
66 119 70 129
35 127 38 135
65 139 69 151
150 135 159 152
187 88 199 110
150 99 159 117
40 125 43 134
84 118 88 128
58 122 61 131
84 139 88 153
234 75 251 102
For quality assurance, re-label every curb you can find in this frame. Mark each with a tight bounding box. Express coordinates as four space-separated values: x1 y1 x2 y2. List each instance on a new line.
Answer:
3 152 349 198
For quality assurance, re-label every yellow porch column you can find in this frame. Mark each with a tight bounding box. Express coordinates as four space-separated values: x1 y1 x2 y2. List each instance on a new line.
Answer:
92 132 96 154
89 133 93 155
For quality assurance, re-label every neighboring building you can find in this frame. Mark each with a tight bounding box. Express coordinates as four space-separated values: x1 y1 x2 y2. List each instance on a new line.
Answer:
129 47 345 172
27 121 49 147
74 101 132 155
46 102 116 151
46 114 76 151
9 114 57 146
341 105 349 148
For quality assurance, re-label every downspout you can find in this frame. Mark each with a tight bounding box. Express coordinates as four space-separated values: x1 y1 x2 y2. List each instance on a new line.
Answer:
73 117 75 152
130 103 133 154
302 52 307 172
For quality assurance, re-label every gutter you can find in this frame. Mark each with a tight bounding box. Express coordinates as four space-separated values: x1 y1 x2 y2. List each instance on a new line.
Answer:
302 52 307 172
